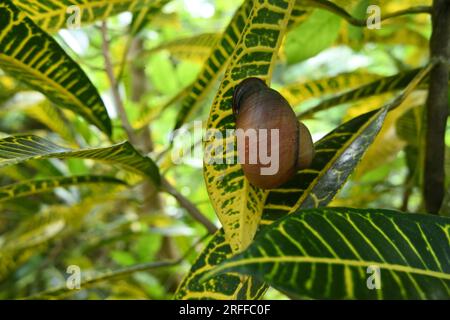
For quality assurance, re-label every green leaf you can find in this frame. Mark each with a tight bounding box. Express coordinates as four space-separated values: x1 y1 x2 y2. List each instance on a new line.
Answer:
209 207 450 299
204 0 294 253
262 64 432 224
174 230 268 300
0 75 22 104
172 0 310 132
279 72 379 108
287 4 312 30
262 107 388 224
12 0 169 33
171 0 253 133
0 0 112 135
298 68 425 119
0 175 127 202
0 135 160 185
130 0 172 36
285 9 341 65
175 105 388 301
176 56 432 301
23 101 76 144
146 33 220 63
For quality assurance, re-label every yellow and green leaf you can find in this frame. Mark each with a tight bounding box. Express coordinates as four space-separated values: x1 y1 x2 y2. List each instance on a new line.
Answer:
23 101 76 144
0 0 112 135
298 68 426 119
279 72 378 108
175 230 268 300
146 33 221 63
172 0 310 133
0 175 127 202
167 63 431 300
0 135 160 185
129 0 174 36
261 107 388 224
209 207 450 299
204 0 294 253
172 0 253 133
12 0 169 33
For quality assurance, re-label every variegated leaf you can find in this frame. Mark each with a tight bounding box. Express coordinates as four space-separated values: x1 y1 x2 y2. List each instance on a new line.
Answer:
0 175 126 202
280 72 379 108
0 0 111 135
298 68 425 119
261 107 388 224
129 0 173 36
146 33 221 63
0 135 160 185
209 208 450 299
204 0 294 253
13 0 170 33
172 0 310 132
175 230 268 300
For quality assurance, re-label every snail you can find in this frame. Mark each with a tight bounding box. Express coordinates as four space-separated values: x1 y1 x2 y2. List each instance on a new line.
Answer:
232 77 315 189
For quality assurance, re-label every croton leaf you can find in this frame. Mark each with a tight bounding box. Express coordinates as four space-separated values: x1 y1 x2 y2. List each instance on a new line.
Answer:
172 0 311 133
174 230 267 300
130 0 172 36
146 33 221 63
175 105 391 300
298 68 425 119
261 107 388 224
279 72 378 108
0 0 111 135
171 0 253 133
176 63 431 300
0 175 127 202
0 135 160 185
204 0 294 253
12 0 169 33
208 207 450 299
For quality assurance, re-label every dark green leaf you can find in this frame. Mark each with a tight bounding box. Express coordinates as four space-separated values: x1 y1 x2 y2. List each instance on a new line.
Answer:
210 207 450 299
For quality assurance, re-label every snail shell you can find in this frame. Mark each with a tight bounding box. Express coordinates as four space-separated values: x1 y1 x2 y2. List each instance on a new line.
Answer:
233 77 315 189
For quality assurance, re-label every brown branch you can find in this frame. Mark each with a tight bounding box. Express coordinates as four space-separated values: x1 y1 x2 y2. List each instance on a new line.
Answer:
306 0 431 27
424 0 450 214
101 21 139 145
161 177 218 234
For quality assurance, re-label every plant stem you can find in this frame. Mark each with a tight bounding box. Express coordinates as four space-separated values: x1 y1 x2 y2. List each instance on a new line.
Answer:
101 21 139 145
424 0 450 214
26 234 210 299
161 177 218 234
101 21 216 232
307 0 431 27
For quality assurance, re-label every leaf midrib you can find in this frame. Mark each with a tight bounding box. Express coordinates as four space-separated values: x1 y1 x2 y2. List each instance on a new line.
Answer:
214 256 450 280
0 53 100 128
292 108 385 212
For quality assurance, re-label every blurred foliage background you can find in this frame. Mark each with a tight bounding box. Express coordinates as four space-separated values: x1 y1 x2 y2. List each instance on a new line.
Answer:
0 0 448 299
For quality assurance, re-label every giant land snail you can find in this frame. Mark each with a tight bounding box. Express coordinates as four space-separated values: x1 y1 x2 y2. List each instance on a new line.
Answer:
232 77 315 189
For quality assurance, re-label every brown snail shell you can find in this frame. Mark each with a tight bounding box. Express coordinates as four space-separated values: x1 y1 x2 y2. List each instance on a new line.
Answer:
233 77 315 189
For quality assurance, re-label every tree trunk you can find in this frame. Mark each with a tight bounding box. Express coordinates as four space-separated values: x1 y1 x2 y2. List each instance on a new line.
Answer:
424 0 450 214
